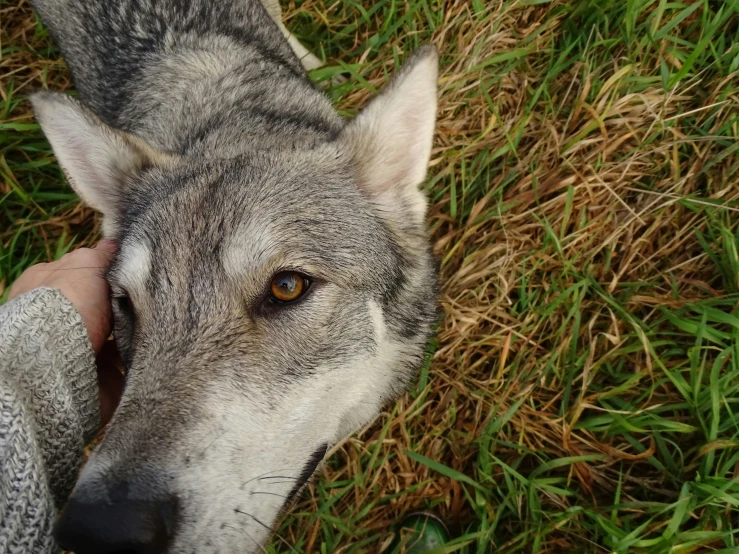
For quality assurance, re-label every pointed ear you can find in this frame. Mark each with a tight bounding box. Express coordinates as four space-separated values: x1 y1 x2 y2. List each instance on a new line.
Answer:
341 45 438 223
30 92 174 235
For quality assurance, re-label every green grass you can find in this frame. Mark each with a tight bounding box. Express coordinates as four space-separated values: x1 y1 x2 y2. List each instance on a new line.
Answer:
2 0 739 552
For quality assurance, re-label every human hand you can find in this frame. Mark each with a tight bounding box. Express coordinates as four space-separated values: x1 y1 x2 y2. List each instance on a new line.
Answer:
9 240 117 353
9 240 125 427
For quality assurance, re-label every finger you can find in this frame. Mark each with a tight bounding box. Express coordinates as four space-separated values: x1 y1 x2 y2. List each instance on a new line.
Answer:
59 247 112 271
66 240 117 272
95 239 119 254
86 240 118 268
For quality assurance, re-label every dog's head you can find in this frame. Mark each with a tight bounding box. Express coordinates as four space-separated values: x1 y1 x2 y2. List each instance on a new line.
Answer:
32 46 438 553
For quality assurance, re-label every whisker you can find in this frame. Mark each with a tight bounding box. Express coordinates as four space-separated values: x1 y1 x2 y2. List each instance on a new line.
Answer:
198 428 229 459
224 524 267 554
247 531 269 554
258 480 298 486
241 470 297 490
234 508 272 532
234 508 298 553
250 491 290 499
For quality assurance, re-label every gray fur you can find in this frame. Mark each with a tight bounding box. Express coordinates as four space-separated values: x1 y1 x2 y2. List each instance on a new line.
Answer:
30 0 438 552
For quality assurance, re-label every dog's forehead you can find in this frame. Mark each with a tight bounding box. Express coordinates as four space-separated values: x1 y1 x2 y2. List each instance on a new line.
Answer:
117 155 396 290
132 152 369 234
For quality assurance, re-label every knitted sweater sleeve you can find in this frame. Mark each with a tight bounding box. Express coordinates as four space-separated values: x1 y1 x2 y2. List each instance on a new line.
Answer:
0 287 100 554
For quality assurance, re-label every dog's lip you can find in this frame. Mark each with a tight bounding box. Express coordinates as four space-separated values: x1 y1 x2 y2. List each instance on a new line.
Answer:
285 443 329 502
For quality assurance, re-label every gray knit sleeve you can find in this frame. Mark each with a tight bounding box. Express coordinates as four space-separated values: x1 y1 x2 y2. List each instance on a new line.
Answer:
0 287 101 554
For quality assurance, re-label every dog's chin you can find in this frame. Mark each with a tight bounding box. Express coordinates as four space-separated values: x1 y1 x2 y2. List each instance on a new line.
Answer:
170 449 331 554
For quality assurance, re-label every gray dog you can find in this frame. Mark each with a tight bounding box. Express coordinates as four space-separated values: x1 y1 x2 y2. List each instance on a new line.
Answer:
30 0 438 552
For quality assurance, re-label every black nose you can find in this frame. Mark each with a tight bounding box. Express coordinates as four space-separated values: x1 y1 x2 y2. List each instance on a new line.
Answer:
54 492 178 554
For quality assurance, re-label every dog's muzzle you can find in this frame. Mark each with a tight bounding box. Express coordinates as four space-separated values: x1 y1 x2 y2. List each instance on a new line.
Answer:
54 481 178 554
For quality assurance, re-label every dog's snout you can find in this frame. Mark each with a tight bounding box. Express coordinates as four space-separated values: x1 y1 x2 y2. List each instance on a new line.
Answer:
54 484 178 554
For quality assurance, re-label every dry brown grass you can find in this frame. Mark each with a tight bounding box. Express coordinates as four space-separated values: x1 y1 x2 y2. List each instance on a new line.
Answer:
280 1 739 551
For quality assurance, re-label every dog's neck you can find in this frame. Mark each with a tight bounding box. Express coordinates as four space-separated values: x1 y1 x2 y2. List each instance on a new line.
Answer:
105 35 344 157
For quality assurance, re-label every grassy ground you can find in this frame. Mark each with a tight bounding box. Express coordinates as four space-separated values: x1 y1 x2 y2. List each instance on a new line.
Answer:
2 0 739 552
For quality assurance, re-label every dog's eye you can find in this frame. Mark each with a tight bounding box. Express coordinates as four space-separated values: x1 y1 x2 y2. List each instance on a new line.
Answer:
269 271 310 303
115 294 134 315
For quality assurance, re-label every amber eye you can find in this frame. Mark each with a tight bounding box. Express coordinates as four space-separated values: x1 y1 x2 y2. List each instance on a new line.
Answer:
269 271 310 303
